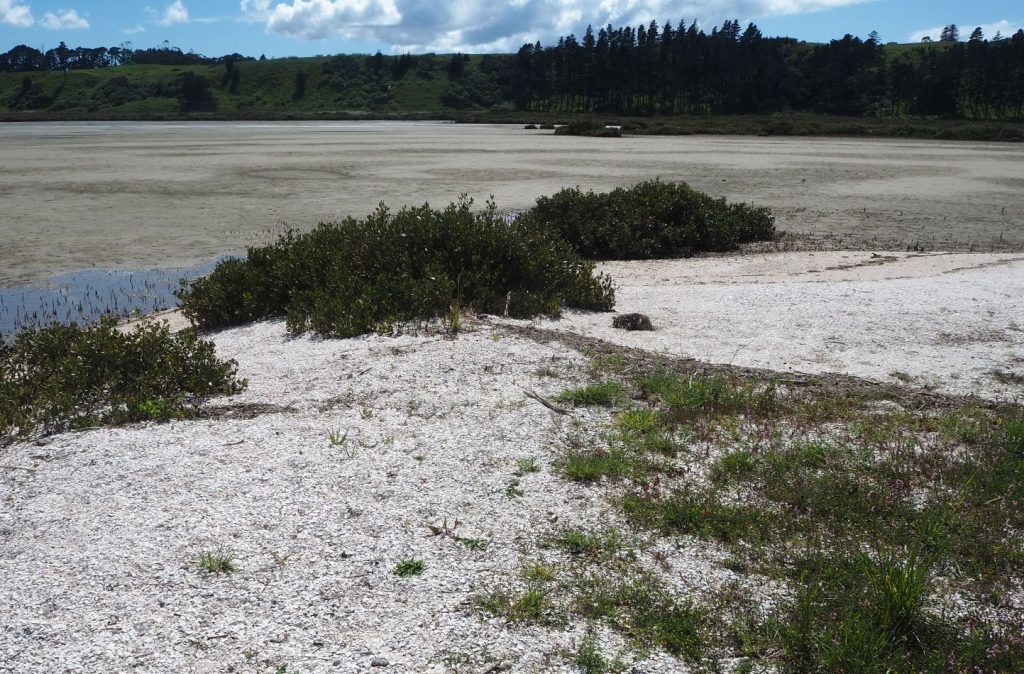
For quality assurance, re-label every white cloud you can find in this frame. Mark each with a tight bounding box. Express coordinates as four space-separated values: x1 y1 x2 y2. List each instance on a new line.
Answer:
909 19 1023 43
159 0 189 26
0 0 34 28
241 0 873 51
40 8 89 30
264 0 401 40
122 24 146 34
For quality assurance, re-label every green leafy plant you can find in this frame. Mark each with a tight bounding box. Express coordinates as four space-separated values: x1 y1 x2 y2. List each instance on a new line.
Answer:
393 558 426 577
555 381 625 407
178 196 614 337
476 585 555 624
518 180 774 260
197 549 237 574
0 315 245 444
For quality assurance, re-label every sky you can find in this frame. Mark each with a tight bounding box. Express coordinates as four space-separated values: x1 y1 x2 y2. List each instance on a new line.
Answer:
1 0 1022 57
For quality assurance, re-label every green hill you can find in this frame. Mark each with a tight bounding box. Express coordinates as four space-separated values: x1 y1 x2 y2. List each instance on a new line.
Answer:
0 53 511 120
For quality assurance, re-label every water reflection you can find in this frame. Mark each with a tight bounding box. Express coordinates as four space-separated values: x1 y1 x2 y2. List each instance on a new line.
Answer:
0 258 225 337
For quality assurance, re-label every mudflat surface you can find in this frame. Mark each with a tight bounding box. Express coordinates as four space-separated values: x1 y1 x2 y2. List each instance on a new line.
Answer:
541 251 1024 400
1 122 1023 287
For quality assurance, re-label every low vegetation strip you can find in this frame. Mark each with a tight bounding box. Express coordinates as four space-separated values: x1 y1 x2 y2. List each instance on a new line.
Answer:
178 182 775 337
177 196 615 337
518 180 775 260
487 342 1024 671
0 316 245 445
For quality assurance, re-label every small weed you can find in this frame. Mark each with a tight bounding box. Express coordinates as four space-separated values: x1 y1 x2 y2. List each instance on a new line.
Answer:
505 478 524 498
476 585 555 624
709 448 756 482
522 562 557 582
360 408 374 420
457 536 491 551
593 353 626 372
575 629 608 673
575 574 705 662
328 428 348 446
555 381 626 407
534 365 560 378
552 529 625 561
515 457 541 475
393 558 426 577
615 408 663 434
444 303 463 335
557 446 651 483
889 370 914 383
426 516 460 538
197 549 237 574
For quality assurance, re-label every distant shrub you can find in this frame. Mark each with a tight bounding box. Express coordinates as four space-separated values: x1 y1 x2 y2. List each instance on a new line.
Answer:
178 72 217 112
554 120 622 137
0 316 245 444
518 180 775 260
178 197 615 337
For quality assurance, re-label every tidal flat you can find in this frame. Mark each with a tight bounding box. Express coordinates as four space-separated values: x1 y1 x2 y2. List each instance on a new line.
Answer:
2 121 1023 288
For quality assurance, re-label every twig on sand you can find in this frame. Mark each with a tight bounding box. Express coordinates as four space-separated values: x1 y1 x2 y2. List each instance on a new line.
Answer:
521 388 573 415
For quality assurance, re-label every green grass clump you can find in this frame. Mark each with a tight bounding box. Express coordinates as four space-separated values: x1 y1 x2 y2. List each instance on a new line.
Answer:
393 558 426 577
197 549 237 574
551 529 625 561
518 180 774 260
576 574 705 662
475 584 555 624
638 371 776 418
0 315 245 444
554 380 625 407
178 196 614 336
553 120 622 137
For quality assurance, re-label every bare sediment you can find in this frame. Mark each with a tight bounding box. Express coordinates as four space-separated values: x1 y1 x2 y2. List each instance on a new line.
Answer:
3 247 1023 671
2 122 1023 287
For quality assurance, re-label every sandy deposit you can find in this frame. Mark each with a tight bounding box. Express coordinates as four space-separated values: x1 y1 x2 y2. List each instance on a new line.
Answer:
1 323 709 673
530 251 1023 401
3 250 1023 672
2 122 1023 287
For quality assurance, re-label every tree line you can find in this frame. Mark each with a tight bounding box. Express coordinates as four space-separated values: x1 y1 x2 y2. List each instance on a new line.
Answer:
4 20 1023 120
0 42 251 72
509 21 1024 118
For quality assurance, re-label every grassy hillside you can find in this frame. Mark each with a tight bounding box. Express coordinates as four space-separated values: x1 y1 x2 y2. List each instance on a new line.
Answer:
0 53 493 120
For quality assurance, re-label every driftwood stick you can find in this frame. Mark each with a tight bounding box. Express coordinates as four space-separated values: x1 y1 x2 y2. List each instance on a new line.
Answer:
522 388 573 415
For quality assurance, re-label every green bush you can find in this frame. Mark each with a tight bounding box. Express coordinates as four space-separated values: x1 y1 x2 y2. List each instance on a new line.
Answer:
553 120 622 137
518 180 775 260
178 196 614 336
0 316 245 444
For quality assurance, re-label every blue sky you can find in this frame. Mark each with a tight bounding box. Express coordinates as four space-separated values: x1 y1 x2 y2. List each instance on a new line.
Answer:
2 0 1022 57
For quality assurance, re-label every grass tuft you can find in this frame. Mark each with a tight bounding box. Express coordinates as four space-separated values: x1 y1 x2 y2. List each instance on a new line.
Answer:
555 381 625 407
197 549 237 574
393 558 426 577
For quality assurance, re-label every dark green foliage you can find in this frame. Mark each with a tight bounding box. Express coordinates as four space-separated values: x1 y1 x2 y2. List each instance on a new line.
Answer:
554 381 625 406
553 357 1024 670
476 585 556 624
0 315 245 444
519 180 775 260
553 120 622 137
177 196 614 337
178 71 216 112
89 75 144 107
293 70 307 100
576 574 705 661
